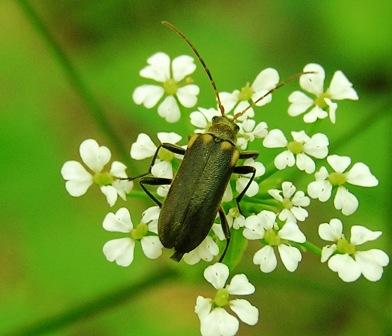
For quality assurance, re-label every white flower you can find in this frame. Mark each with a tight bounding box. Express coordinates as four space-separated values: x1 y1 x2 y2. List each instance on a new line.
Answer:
288 63 358 123
102 207 163 267
236 119 268 150
268 181 310 223
212 208 246 241
319 219 389 282
195 263 259 336
132 52 200 122
263 129 329 173
307 155 378 215
61 139 133 206
183 236 219 265
243 211 306 272
190 107 221 133
235 159 265 197
219 68 279 120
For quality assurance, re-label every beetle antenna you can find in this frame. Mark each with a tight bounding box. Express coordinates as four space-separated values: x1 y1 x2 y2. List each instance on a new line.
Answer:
162 21 225 116
233 71 315 120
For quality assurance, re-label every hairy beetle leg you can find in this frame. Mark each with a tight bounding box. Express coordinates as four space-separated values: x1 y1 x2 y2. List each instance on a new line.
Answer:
233 165 256 215
218 207 230 262
139 177 172 207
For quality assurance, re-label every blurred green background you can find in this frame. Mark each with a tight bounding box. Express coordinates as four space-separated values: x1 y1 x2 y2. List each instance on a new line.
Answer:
0 1 391 335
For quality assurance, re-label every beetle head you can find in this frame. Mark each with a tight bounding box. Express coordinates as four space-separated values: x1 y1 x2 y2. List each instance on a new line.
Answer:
207 116 239 143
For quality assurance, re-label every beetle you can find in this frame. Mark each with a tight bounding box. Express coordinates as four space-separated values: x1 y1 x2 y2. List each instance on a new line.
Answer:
131 21 280 262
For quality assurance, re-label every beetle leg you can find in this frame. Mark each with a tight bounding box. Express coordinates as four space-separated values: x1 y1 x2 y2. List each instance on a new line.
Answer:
218 207 231 262
233 165 256 215
239 150 259 159
147 143 186 174
139 176 172 207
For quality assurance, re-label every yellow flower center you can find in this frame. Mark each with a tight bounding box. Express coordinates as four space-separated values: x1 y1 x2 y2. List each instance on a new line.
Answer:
93 172 113 186
264 229 281 246
214 288 230 307
158 148 174 161
282 198 293 209
287 141 304 154
336 238 356 255
163 79 178 95
238 84 254 101
328 172 347 186
131 223 148 240
314 93 330 109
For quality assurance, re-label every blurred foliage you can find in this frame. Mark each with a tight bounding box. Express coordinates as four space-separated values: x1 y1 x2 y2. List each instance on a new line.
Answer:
0 0 391 335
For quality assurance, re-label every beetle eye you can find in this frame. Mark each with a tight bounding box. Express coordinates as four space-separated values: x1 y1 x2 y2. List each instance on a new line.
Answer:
212 116 219 122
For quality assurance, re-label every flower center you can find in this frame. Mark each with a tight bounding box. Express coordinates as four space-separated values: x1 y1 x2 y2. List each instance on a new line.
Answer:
228 207 240 219
287 141 304 154
282 198 293 209
130 223 148 240
264 229 281 246
93 172 113 186
336 238 356 255
214 288 230 307
163 79 178 95
328 172 347 186
314 93 329 109
158 148 174 161
239 84 254 101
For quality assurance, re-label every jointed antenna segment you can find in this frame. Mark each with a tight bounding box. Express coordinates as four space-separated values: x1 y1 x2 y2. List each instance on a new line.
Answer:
162 21 225 115
233 71 315 120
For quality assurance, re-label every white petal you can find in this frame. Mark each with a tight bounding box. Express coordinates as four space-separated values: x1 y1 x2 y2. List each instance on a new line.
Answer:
253 246 277 273
130 133 157 160
257 210 277 230
307 180 332 202
61 161 92 196
233 101 255 120
190 110 208 129
195 296 212 320
103 238 135 267
296 153 315 174
290 206 308 221
328 254 361 282
355 250 389 281
303 106 328 123
230 299 259 325
274 150 295 170
157 184 170 197
300 63 325 95
327 70 359 100
334 186 358 216
315 166 329 180
346 162 378 187
201 308 239 336
350 225 382 245
219 91 238 113
263 129 287 148
204 263 229 289
158 96 181 123
236 178 259 197
100 186 118 206
109 161 127 179
243 215 264 240
79 139 111 173
227 274 255 295
141 236 163 259
140 52 170 82
278 244 302 272
291 191 310 207
327 155 351 173
291 130 309 143
142 206 160 224
279 222 306 243
304 133 329 158
222 183 233 202
103 207 133 233
253 122 268 138
157 132 182 144
132 85 165 108
151 160 173 179
321 244 337 263
288 91 314 116
318 218 343 241
252 68 279 91
281 181 296 198
177 84 199 108
172 55 196 81
325 98 338 124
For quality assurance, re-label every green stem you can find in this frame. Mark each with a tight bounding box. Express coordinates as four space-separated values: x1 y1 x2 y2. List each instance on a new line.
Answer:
16 0 134 169
6 268 178 336
294 240 322 256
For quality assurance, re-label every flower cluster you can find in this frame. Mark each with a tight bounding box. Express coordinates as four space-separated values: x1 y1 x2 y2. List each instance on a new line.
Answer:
60 50 388 336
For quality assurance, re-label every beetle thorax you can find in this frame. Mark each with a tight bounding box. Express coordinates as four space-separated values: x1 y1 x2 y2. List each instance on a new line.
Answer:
207 116 239 143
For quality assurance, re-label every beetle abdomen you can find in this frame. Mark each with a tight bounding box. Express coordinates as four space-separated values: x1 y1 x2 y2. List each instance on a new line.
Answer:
158 133 239 258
